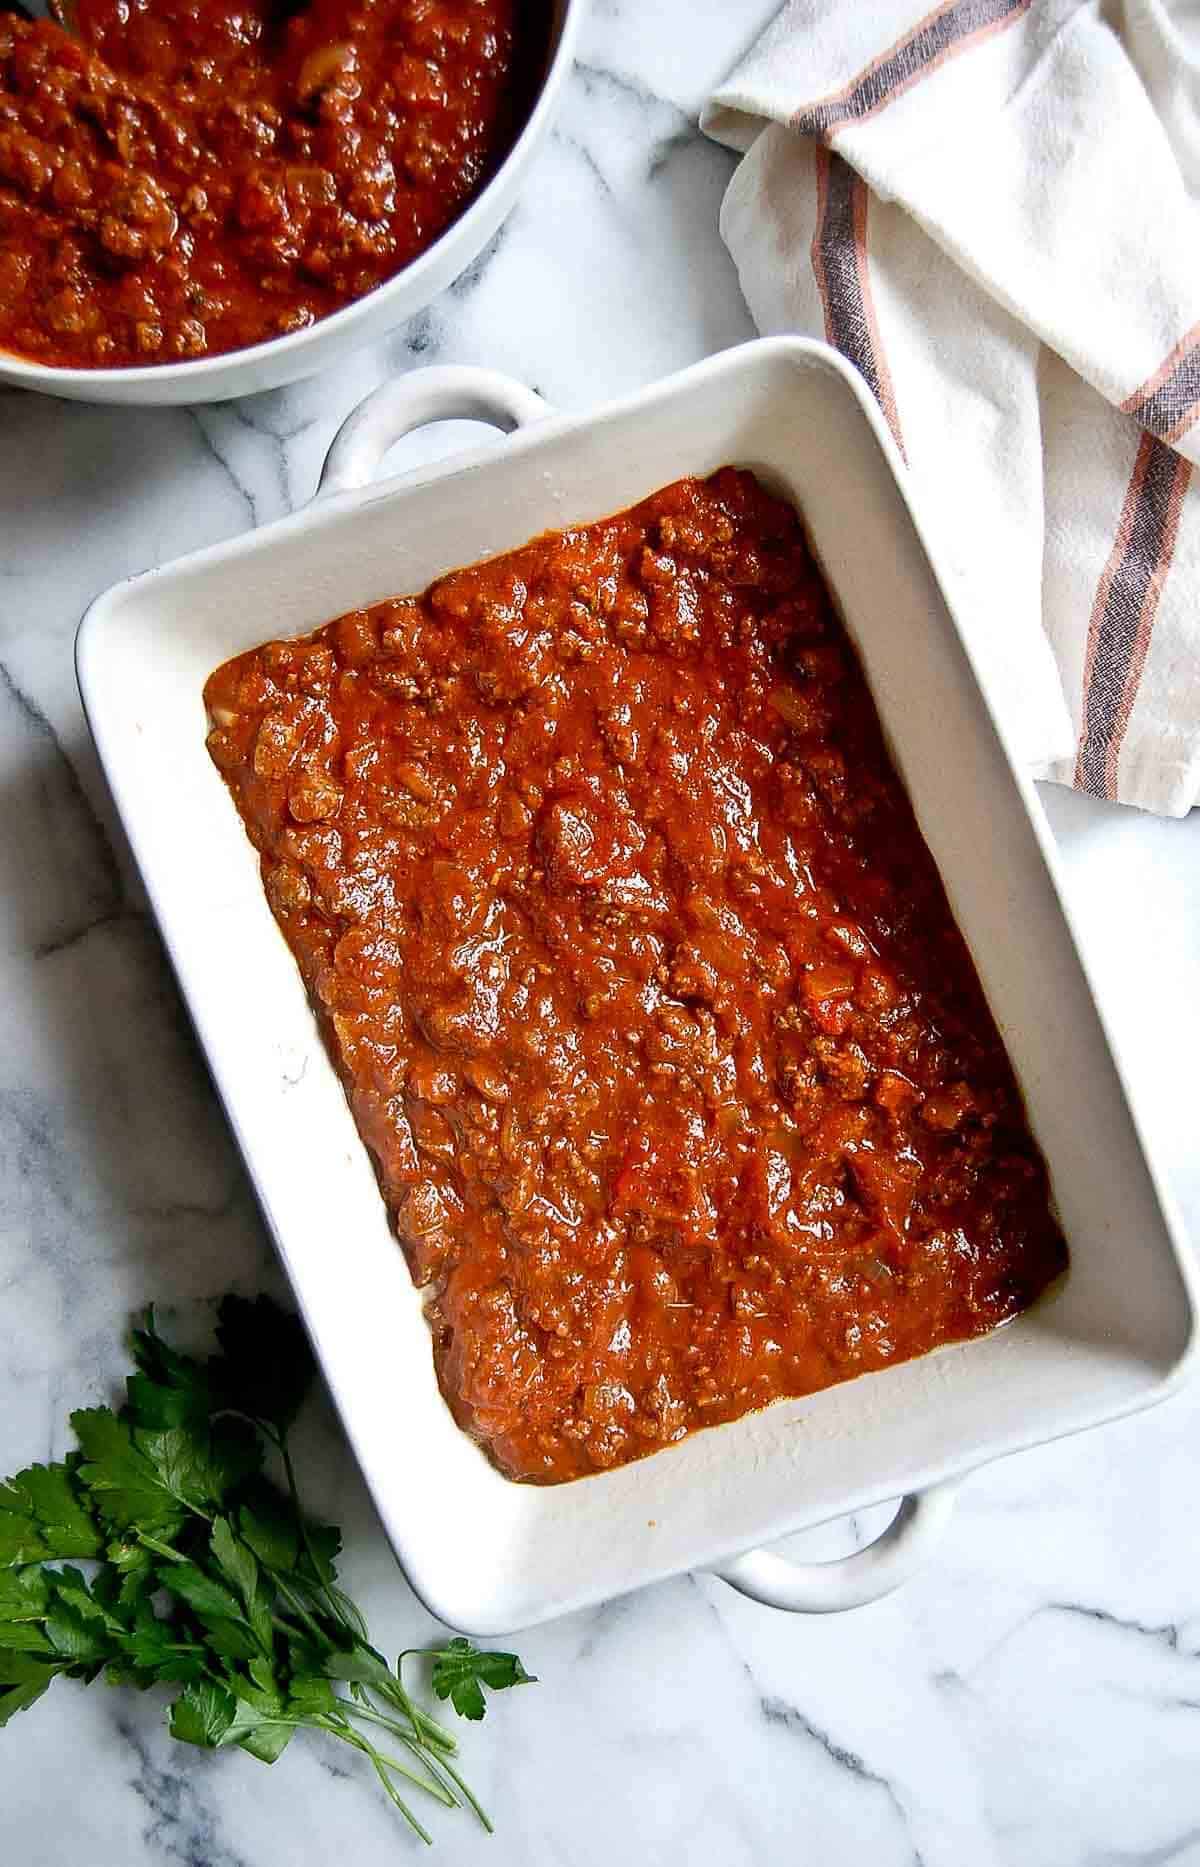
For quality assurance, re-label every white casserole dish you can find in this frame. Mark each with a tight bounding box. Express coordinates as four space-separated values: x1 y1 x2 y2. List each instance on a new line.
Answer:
76 340 1199 1630
0 0 582 406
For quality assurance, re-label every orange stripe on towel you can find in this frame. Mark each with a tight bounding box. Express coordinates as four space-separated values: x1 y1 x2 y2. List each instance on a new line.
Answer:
1075 433 1191 800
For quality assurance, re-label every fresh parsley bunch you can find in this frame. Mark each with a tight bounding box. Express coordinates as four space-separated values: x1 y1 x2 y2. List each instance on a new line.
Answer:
0 1295 534 1844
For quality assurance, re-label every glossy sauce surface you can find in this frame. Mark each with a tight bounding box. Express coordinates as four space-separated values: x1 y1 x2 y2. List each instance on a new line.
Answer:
206 469 1067 1483
0 0 547 367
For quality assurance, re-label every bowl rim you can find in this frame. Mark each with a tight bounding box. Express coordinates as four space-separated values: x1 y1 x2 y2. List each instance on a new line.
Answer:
0 0 582 392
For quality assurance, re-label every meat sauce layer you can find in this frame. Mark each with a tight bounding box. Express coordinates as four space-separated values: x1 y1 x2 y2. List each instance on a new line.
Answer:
205 468 1067 1484
0 0 548 368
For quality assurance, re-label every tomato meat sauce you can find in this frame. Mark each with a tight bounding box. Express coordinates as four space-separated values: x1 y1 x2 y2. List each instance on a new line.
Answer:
0 0 549 367
205 468 1067 1483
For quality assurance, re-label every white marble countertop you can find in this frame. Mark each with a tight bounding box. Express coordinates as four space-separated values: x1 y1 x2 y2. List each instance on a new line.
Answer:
3 5 1200 1863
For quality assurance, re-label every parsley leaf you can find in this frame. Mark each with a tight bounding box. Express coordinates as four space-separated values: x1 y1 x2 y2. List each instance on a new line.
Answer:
156 1561 245 1625
0 1624 55 1656
209 1517 258 1609
0 1566 50 1623
139 1418 262 1514
44 1599 117 1669
236 1488 302 1572
286 1674 335 1716
169 1679 237 1748
122 1600 206 1686
212 1296 315 1437
428 1638 536 1722
46 1566 125 1638
70 1409 185 1536
0 1672 57 1729
0 1460 102 1565
237 1485 340 1589
224 1686 295 1763
0 1649 62 1688
127 1313 212 1428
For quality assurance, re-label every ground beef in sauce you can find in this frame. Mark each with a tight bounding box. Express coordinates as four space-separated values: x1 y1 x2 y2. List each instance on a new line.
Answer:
205 467 1068 1484
0 0 549 367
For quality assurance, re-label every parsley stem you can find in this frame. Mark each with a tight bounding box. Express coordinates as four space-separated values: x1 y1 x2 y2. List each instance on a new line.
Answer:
320 1719 452 1823
339 1684 461 1792
430 1750 494 1835
367 1755 434 1847
342 1735 455 1802
339 1700 419 1745
395 1735 490 1831
394 1735 463 1809
389 1662 461 1752
371 1680 458 1754
339 1697 457 1770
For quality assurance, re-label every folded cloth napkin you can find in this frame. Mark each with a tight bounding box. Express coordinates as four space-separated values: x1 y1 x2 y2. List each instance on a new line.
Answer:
704 0 1200 815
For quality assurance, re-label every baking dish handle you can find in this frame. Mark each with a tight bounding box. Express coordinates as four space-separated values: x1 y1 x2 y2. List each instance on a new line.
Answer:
710 1482 957 1614
317 365 551 498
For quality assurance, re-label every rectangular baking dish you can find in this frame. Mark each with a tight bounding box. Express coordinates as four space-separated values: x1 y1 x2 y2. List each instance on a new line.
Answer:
77 339 1199 1631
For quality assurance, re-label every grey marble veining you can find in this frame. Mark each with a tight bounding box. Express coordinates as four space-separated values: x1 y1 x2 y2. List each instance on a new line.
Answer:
3 5 1200 1863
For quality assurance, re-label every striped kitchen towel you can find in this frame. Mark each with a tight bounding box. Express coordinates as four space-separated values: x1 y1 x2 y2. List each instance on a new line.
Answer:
705 0 1200 815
